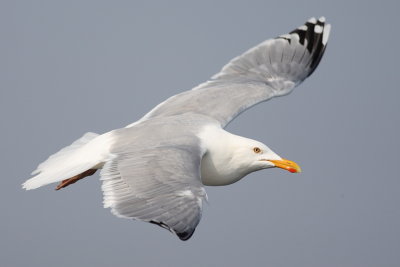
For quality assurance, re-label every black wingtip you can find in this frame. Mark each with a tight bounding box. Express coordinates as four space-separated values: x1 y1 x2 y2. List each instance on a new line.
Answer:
287 17 331 77
149 220 196 241
176 229 195 241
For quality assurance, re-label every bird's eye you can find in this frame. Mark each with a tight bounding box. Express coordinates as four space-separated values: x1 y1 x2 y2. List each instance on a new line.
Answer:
253 147 261 153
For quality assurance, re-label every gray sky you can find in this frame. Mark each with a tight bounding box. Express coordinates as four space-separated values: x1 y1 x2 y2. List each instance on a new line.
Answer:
1 1 400 266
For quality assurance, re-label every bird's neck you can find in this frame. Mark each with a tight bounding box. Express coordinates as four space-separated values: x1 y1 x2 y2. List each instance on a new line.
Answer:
198 125 253 186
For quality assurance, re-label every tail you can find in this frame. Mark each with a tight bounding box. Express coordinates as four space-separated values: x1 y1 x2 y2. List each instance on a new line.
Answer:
23 132 113 190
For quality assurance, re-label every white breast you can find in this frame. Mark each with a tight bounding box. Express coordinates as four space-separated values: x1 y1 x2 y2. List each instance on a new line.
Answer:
197 125 252 186
200 152 247 186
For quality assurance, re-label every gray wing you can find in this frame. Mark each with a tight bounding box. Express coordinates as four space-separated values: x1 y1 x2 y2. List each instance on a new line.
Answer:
140 17 330 127
101 119 207 241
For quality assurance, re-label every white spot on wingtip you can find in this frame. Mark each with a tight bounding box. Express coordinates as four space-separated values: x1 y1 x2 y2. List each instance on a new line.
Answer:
322 24 331 45
290 33 300 41
314 25 323 33
298 25 308 31
308 17 317 24
319 16 326 23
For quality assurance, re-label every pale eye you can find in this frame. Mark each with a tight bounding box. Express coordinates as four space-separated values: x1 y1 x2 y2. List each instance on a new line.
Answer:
253 147 262 153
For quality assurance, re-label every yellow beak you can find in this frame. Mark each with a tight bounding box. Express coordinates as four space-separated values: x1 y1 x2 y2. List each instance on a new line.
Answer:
268 158 301 173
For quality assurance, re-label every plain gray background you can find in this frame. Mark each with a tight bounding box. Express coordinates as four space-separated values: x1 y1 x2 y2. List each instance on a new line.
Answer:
1 1 399 266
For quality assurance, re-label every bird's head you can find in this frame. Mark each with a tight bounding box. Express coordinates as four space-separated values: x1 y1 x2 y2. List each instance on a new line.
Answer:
234 138 301 174
199 127 301 186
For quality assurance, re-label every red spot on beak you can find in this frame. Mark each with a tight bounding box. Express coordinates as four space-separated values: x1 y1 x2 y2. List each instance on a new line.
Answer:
268 159 301 173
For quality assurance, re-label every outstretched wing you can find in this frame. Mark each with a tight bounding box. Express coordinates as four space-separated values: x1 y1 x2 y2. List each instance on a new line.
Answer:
139 17 330 127
101 121 207 241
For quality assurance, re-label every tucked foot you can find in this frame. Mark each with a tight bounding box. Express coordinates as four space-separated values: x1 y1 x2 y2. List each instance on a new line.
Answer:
55 169 97 190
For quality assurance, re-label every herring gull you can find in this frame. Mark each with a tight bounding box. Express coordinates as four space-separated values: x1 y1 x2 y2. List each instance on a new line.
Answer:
23 17 331 240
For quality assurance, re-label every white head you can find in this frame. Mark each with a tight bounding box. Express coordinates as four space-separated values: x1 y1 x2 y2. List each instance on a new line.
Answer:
227 135 301 174
199 127 301 186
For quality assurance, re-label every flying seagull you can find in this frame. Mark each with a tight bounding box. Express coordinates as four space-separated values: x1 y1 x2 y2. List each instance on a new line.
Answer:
23 17 331 240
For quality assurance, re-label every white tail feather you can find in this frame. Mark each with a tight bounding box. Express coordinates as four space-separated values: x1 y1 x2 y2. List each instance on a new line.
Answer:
23 131 114 190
